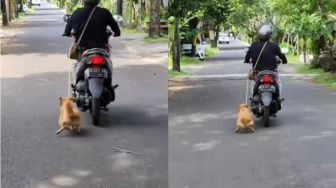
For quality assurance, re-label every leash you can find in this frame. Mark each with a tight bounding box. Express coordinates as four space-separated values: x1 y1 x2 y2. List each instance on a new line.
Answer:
245 78 249 104
68 62 72 97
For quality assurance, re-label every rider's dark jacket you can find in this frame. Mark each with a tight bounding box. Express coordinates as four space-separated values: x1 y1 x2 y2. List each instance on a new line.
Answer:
244 41 287 71
64 6 120 49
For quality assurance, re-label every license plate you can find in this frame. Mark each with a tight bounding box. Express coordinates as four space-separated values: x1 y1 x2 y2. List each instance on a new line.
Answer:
88 67 108 78
262 84 271 89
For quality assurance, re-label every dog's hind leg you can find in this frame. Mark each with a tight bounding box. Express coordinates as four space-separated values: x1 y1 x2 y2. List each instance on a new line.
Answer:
56 127 66 135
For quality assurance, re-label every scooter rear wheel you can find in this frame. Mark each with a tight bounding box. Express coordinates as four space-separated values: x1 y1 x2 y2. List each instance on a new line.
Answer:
263 106 270 127
91 98 100 125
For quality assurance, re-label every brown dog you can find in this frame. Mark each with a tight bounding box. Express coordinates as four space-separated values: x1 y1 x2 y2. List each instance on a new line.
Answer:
56 97 80 135
235 104 255 133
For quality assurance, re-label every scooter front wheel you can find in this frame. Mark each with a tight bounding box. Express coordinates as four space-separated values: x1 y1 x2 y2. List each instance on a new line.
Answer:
91 98 100 125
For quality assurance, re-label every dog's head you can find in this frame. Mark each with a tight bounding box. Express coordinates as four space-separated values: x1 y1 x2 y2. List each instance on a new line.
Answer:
239 103 249 110
59 97 76 106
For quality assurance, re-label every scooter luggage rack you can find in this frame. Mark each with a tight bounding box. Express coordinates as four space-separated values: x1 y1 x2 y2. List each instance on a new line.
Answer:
256 70 277 78
82 48 109 57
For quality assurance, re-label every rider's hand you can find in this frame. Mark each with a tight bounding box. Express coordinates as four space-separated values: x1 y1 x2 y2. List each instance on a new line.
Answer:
113 32 120 37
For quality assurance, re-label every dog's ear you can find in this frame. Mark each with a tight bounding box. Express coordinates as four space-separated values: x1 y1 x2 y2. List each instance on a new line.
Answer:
59 97 63 105
70 97 76 103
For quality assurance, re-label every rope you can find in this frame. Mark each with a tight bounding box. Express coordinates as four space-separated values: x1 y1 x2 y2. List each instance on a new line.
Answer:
68 62 71 97
245 79 249 104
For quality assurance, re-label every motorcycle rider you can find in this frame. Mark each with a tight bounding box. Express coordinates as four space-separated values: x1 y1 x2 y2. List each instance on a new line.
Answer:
244 24 287 100
63 0 121 98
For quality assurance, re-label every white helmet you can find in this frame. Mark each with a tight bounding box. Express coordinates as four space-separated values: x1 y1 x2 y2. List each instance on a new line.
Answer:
258 24 273 41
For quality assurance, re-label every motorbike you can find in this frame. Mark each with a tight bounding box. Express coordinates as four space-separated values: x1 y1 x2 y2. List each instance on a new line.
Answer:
250 62 283 127
63 18 117 125
196 41 206 61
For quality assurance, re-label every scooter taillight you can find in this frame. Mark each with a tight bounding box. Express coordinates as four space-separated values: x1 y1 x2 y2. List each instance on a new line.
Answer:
89 55 104 65
261 75 274 83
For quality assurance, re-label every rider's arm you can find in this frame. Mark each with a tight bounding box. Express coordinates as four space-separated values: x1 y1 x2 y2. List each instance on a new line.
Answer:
106 11 121 37
64 19 72 36
244 47 251 63
63 9 79 36
276 45 287 64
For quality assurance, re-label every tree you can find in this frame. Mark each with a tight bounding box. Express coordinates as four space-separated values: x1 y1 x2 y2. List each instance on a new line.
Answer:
148 0 161 37
169 0 202 71
202 0 231 47
1 0 9 26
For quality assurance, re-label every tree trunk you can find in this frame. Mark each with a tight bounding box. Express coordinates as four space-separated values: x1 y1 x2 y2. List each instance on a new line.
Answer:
117 0 123 15
148 0 160 37
213 25 220 48
19 0 23 12
132 1 137 28
189 17 198 57
303 39 307 64
168 17 174 69
8 0 13 21
1 0 9 26
14 0 18 18
296 36 300 57
172 18 180 72
137 0 142 29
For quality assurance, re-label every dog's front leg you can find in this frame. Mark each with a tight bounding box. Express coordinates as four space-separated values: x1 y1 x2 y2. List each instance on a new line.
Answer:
235 128 240 133
250 127 256 133
56 127 66 135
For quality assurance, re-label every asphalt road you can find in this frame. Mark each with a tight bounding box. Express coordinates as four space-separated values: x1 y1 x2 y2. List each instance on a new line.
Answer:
1 3 167 188
169 39 336 187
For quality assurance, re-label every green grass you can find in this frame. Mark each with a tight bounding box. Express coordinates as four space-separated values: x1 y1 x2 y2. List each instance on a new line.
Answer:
180 55 204 66
143 36 168 43
287 54 300 64
297 65 336 90
168 55 204 77
122 28 146 35
168 70 192 77
205 45 219 57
